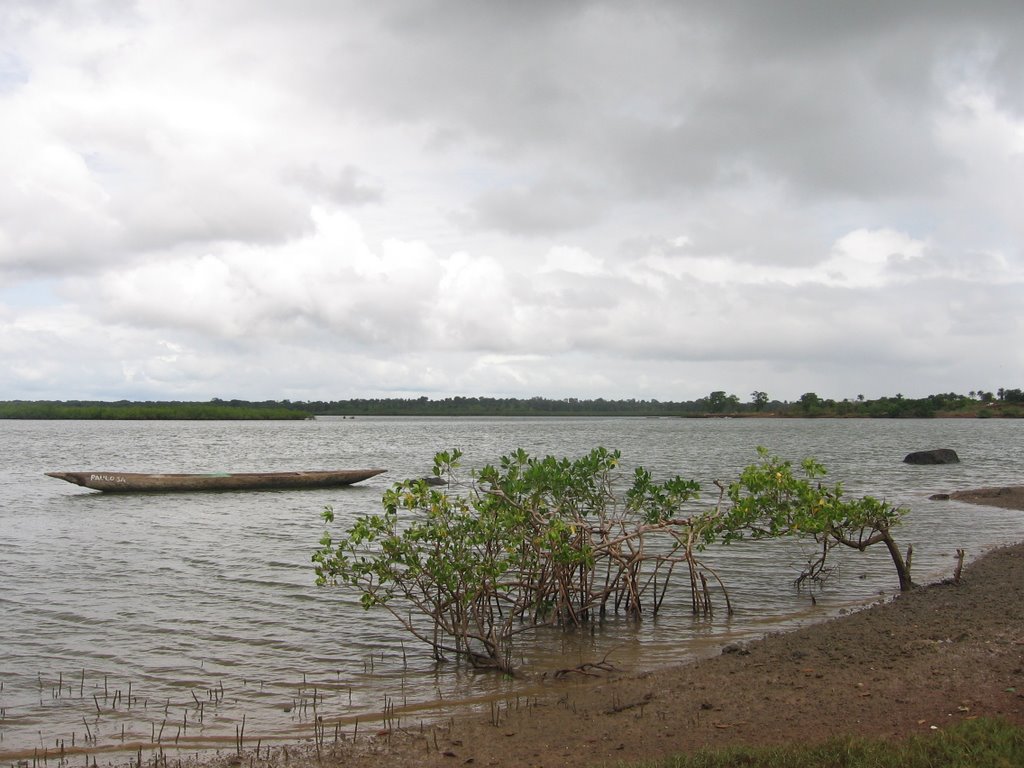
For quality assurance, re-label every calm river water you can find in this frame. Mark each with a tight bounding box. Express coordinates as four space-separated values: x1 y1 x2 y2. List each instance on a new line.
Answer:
1 417 1022 758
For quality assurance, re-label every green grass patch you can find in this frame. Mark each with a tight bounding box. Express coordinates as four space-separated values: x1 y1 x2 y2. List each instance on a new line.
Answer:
635 717 1024 768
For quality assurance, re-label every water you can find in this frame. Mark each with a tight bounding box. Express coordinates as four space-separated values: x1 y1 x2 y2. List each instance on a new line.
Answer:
1 417 1021 758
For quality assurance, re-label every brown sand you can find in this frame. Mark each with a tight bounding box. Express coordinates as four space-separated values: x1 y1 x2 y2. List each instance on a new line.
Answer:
207 487 1024 768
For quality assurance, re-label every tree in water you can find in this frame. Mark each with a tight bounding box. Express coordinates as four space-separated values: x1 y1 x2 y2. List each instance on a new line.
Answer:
722 447 913 591
313 448 732 673
314 446 916 674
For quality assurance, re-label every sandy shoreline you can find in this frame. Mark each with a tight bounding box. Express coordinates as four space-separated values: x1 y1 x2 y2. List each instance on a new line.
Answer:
45 487 1024 768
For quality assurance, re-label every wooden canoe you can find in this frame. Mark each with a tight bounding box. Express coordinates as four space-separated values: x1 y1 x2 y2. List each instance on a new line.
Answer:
45 469 386 493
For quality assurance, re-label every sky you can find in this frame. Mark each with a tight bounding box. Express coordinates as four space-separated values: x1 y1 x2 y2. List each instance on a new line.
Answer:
2 1 1022 404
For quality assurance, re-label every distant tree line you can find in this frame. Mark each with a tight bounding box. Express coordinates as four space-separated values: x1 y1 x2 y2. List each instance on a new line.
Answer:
1 389 1021 419
786 389 1024 418
296 395 712 417
296 389 1023 418
0 399 311 420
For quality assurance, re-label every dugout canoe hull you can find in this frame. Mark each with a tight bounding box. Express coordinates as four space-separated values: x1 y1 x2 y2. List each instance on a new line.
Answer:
45 469 386 493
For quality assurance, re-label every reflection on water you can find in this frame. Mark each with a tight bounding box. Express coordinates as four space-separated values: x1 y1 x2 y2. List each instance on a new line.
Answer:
1 417 1022 757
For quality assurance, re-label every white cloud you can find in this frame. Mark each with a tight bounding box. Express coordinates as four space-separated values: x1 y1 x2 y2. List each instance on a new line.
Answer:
1 1 1022 402
819 229 928 288
541 246 606 277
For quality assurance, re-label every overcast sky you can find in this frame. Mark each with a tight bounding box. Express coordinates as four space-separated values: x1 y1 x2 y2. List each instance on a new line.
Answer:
2 1 1022 403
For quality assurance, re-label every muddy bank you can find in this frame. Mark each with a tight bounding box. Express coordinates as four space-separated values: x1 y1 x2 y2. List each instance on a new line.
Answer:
948 485 1024 510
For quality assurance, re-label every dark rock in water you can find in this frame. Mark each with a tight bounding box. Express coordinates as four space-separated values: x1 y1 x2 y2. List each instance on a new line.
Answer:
929 493 951 501
904 448 960 465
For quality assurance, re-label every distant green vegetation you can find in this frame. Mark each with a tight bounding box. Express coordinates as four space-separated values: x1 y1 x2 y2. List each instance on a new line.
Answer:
635 717 1023 768
0 399 312 420
1 388 1022 419
295 388 1024 418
